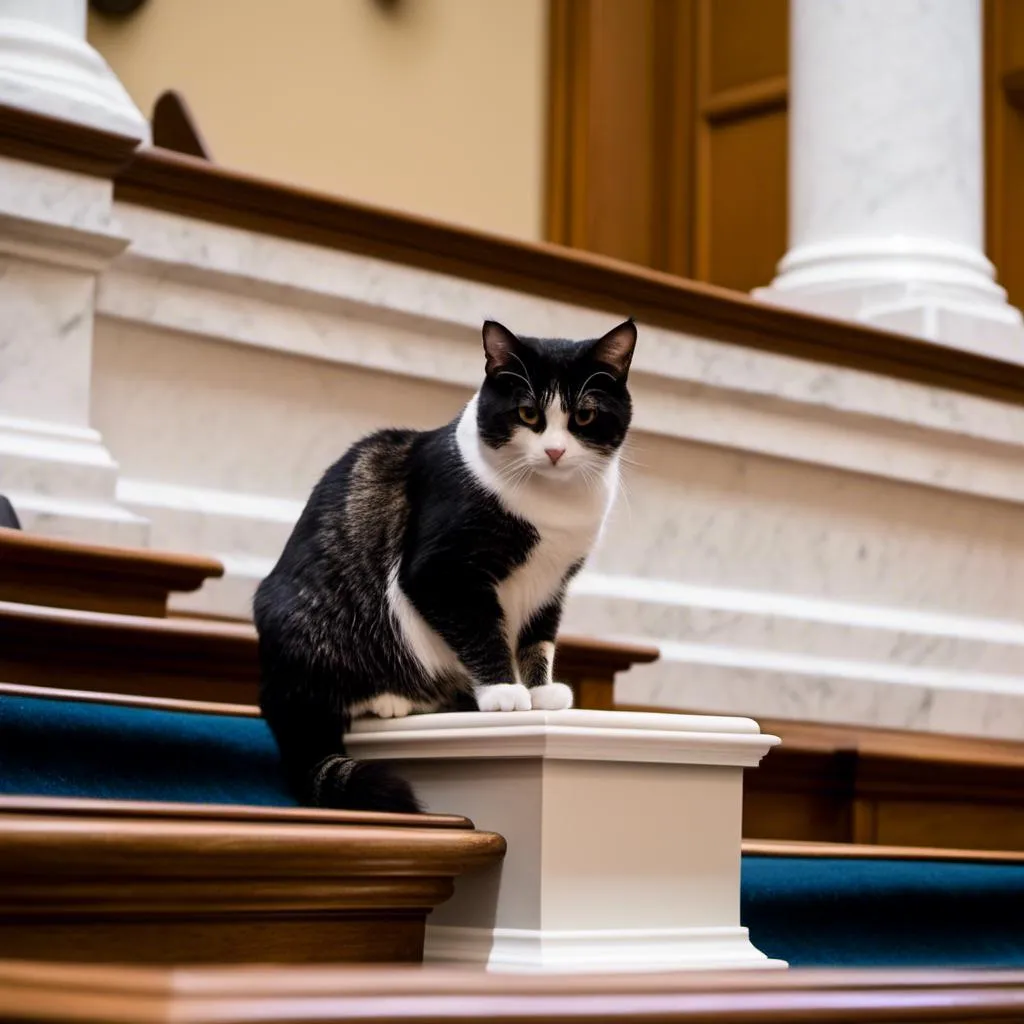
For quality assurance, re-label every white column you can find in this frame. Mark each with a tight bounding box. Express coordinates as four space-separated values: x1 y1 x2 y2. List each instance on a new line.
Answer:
0 0 148 137
756 0 1024 361
0 0 149 542
349 709 783 973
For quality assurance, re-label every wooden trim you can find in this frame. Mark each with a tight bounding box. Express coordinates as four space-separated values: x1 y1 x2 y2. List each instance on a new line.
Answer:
1003 67 1024 111
0 601 657 708
758 716 1024 770
3 961 1024 1024
743 839 1024 864
693 0 713 281
151 90 212 160
985 0 1006 299
616 706 1024 771
544 0 576 244
114 146 1024 407
555 636 659 676
0 600 260 705
0 101 140 179
0 527 223 617
0 528 223 587
0 681 262 718
701 75 788 125
0 803 504 965
654 0 697 276
0 795 471 830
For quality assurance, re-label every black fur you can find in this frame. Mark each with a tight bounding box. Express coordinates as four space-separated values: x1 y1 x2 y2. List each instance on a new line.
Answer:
254 320 636 812
0 496 21 530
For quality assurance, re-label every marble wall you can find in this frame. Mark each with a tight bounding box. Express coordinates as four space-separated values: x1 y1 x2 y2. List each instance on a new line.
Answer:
89 203 1024 739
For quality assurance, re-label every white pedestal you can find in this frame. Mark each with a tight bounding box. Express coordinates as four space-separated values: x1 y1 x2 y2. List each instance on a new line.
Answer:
349 709 783 973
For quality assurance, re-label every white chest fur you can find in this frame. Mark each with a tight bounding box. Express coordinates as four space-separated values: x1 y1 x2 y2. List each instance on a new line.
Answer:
456 395 618 646
495 511 600 647
388 398 619 685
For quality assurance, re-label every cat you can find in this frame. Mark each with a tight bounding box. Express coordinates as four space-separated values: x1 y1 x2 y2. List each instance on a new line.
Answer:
253 318 636 813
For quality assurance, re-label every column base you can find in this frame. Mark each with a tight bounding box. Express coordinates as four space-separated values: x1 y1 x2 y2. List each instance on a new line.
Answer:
0 415 148 544
348 709 782 974
755 236 1024 362
425 924 785 973
0 13 150 140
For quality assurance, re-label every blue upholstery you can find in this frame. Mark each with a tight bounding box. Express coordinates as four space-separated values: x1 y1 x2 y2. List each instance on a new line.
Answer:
742 855 1024 967
0 694 296 805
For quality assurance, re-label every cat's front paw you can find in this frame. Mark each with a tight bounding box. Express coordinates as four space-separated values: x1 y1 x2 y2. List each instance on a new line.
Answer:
529 682 574 710
475 683 532 712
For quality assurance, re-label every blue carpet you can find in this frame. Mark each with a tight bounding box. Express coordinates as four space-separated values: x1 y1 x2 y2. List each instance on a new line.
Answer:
742 855 1024 967
0 694 296 805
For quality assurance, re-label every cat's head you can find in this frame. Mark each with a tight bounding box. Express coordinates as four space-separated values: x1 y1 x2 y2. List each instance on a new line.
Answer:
475 319 636 480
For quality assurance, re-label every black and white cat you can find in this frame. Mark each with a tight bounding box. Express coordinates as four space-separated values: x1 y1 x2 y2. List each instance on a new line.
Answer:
254 318 636 812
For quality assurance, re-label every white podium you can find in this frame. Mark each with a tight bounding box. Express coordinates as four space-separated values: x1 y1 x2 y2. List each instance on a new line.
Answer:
349 709 783 973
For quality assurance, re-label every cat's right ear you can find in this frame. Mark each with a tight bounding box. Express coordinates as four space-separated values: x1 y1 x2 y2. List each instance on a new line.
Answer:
482 320 521 377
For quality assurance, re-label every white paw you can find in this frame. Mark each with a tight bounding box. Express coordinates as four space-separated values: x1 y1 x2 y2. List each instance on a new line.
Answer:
530 682 574 710
365 694 414 719
475 683 532 712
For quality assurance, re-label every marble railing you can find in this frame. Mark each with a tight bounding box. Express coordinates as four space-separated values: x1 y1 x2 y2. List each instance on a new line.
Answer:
14 130 1024 741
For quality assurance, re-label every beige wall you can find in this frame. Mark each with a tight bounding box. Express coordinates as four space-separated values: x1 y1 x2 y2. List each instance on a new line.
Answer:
89 0 548 240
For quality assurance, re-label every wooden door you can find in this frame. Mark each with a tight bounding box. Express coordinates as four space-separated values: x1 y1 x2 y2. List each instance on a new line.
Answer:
546 0 788 292
986 0 1024 311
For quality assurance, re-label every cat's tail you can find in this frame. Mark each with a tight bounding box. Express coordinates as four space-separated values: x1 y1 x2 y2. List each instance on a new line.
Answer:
306 749 422 814
259 676 422 814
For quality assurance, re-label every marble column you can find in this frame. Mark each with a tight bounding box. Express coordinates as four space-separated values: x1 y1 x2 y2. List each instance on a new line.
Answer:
0 0 149 542
756 0 1024 361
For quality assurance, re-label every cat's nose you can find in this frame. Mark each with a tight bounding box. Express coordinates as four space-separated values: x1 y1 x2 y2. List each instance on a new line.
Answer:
545 447 566 465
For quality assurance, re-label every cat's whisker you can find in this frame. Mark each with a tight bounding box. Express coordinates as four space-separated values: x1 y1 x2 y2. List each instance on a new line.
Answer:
496 369 535 396
615 476 635 521
616 445 646 471
575 370 618 406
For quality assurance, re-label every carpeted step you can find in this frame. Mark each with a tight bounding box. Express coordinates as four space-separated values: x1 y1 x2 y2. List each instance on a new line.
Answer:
7 691 1024 970
0 693 293 806
743 848 1024 968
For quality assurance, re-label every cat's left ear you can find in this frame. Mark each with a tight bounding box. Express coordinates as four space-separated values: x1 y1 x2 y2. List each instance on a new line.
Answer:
591 318 637 380
482 320 522 377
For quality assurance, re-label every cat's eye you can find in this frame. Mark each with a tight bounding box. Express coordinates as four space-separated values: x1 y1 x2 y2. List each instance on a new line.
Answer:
574 407 597 427
518 405 540 426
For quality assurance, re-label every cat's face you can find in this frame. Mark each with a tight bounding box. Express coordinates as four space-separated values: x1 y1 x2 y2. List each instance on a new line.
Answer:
475 319 636 481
